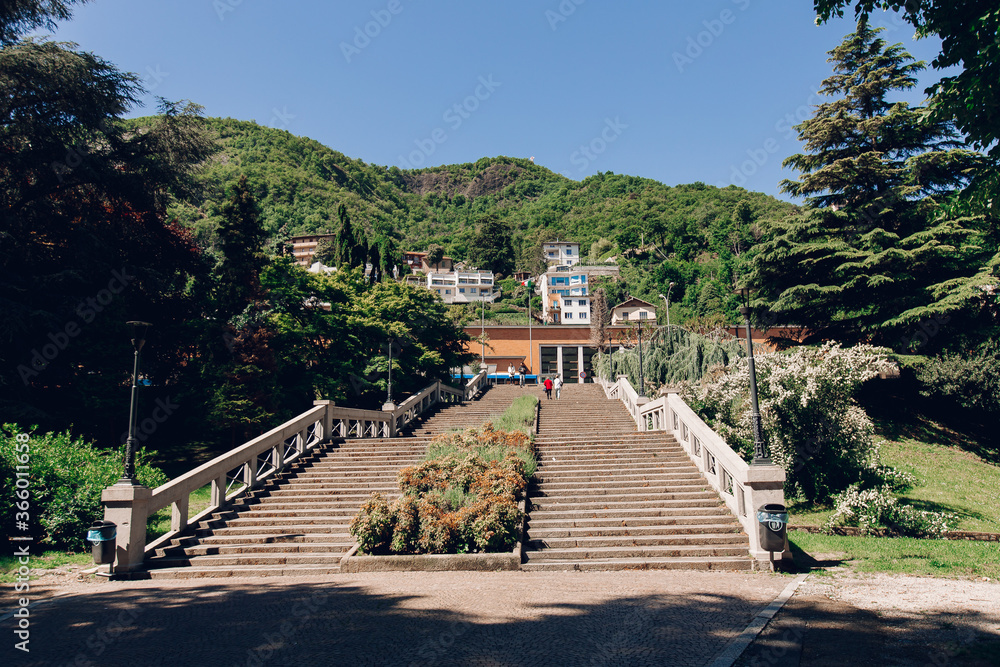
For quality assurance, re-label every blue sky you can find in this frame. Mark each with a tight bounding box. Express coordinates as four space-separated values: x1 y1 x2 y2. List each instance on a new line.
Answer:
46 0 953 202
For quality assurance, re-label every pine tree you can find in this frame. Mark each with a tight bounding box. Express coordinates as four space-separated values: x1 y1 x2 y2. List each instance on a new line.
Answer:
750 20 989 350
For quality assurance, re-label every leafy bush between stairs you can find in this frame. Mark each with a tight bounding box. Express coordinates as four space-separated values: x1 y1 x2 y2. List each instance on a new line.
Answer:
350 424 536 555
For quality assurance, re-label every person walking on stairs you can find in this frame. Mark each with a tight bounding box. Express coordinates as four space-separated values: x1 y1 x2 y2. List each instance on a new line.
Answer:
507 363 515 385
543 376 553 399
553 375 562 399
518 362 527 387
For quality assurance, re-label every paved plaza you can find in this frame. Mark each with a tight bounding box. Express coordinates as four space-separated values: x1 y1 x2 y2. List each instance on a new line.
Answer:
6 569 999 666
10 570 787 666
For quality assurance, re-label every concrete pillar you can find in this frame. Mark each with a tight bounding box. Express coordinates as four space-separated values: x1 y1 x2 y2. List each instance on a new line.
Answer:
577 346 584 382
556 346 563 379
101 483 152 573
313 400 334 441
745 464 792 564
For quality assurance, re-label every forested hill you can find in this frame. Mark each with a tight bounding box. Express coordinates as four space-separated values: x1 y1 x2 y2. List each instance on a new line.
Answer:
161 117 797 275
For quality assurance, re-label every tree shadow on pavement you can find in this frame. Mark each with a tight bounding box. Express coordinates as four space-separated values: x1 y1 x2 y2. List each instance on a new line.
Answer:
9 574 1000 667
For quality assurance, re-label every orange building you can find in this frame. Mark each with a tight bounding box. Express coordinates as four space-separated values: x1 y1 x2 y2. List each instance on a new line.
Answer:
463 324 808 382
462 325 629 384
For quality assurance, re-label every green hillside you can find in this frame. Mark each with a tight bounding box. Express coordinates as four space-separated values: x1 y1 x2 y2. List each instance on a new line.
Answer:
160 117 798 320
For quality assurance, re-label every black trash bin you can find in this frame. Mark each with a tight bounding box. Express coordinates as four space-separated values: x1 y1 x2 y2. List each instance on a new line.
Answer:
87 520 117 565
756 504 787 552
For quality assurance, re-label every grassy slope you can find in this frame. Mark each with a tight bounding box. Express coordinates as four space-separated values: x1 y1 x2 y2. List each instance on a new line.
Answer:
787 379 1000 577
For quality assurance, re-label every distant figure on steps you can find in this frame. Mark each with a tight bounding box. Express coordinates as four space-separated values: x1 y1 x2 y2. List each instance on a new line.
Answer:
543 376 553 400
507 363 516 384
518 362 527 387
553 375 562 399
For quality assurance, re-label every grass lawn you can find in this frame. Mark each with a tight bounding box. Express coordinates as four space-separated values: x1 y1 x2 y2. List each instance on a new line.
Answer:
146 483 214 541
789 530 1000 579
787 387 1000 533
783 382 1000 578
0 551 94 583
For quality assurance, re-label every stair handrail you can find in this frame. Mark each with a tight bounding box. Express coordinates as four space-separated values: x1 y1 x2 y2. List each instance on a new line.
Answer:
102 378 462 573
463 368 488 400
601 376 788 563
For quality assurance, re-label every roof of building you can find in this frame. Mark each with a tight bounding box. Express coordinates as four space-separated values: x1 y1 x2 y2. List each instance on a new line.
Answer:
612 296 657 310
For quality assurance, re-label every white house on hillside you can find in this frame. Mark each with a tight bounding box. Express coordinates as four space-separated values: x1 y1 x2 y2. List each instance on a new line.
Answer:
542 240 580 267
611 297 658 325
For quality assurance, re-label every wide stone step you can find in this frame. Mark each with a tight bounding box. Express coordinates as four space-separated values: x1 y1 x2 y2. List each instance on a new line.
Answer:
533 473 705 486
146 564 343 579
528 532 748 549
529 525 742 540
523 544 750 560
528 513 739 529
167 541 353 557
530 496 724 512
146 552 347 568
532 482 709 497
520 556 753 572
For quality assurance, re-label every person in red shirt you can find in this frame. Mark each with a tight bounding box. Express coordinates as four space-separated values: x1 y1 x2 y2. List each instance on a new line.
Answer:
543 376 553 400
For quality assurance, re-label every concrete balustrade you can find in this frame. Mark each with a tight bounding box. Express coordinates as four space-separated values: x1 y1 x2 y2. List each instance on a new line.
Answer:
102 376 477 574
596 376 790 564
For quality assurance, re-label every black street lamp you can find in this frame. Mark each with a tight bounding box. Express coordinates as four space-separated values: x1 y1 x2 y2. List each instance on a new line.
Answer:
386 337 394 407
119 321 151 485
735 287 771 465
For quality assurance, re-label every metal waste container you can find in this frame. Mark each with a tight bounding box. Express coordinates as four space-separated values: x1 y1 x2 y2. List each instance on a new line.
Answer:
756 504 787 552
87 520 117 565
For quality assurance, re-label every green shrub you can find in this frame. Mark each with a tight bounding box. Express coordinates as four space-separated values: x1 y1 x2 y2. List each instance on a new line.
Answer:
352 424 535 555
0 424 167 550
823 485 954 538
915 341 1000 415
389 496 420 554
686 343 904 502
469 497 523 552
349 492 395 554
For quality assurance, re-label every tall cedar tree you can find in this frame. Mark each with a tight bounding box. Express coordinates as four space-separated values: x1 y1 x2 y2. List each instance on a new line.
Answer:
213 175 268 321
813 1 1000 213
1 13 213 432
750 21 988 350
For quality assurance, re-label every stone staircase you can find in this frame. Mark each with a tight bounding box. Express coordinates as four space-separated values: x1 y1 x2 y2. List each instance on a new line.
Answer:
523 384 752 571
142 384 525 578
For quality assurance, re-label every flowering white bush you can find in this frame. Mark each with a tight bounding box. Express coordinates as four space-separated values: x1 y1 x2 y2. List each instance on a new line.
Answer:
684 342 902 501
823 484 953 537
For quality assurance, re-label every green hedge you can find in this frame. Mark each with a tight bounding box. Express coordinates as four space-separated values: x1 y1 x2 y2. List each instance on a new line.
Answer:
1 424 167 550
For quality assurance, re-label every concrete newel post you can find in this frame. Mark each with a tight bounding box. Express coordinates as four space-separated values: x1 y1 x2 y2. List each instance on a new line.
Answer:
745 464 792 564
101 483 152 572
313 400 334 441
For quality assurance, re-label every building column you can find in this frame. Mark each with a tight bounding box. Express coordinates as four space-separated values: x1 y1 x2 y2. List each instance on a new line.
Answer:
556 346 563 379
577 346 584 382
